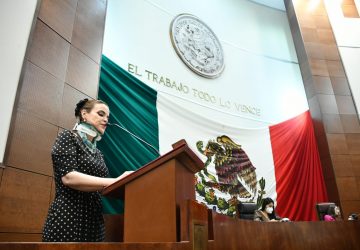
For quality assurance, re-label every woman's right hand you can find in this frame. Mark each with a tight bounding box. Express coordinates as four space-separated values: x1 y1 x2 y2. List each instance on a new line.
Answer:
116 171 134 181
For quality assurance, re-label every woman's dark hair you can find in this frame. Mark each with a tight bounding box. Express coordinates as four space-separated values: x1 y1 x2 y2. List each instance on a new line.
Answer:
74 98 108 121
261 197 276 220
261 197 274 211
327 204 337 218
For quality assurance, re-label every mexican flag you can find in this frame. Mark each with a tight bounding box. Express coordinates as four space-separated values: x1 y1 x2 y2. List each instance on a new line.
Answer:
98 55 328 221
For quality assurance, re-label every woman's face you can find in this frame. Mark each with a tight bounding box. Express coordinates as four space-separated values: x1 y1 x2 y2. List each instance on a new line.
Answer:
82 103 110 134
265 203 274 214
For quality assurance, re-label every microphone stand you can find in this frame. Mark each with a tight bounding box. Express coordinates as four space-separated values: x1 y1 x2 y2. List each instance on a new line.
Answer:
108 123 160 156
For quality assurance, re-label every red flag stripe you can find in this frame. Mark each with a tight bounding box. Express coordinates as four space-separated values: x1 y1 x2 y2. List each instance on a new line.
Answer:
270 110 328 221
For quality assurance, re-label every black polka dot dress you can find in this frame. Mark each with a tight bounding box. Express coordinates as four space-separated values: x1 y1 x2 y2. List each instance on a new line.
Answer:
42 130 109 242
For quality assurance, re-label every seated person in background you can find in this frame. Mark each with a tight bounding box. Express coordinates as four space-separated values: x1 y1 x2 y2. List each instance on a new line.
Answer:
347 213 358 221
324 204 341 221
254 197 283 222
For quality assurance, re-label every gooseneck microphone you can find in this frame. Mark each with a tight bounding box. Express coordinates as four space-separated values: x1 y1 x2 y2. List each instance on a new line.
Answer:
107 123 160 156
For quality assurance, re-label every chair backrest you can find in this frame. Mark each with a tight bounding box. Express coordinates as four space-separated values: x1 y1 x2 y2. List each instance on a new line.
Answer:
316 202 335 221
237 202 257 220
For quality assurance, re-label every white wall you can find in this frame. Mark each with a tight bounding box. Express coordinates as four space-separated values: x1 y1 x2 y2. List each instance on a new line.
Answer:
0 0 38 164
103 0 308 127
324 0 360 117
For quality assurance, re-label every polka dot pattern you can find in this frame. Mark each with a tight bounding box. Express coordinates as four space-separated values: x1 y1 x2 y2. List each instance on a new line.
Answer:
42 130 109 242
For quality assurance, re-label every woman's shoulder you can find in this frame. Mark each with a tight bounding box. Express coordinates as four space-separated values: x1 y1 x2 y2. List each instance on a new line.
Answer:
52 130 78 154
254 210 265 221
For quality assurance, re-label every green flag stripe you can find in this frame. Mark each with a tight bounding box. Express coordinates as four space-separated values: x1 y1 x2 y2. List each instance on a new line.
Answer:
98 55 159 214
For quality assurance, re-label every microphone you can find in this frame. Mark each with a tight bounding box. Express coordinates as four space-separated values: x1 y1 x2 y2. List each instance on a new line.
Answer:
107 122 160 156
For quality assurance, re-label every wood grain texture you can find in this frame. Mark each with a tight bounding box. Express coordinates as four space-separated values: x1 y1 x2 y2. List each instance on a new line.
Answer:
346 134 360 154
336 177 360 201
317 94 339 114
336 96 357 115
65 46 100 99
5 109 58 175
330 77 351 95
331 154 355 177
0 233 41 242
18 61 64 125
27 20 70 81
71 0 106 63
209 212 360 250
38 0 78 42
340 114 360 133
0 167 52 233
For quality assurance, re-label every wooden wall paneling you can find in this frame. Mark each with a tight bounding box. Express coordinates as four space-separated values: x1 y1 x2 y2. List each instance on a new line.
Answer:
284 0 343 203
5 109 58 176
59 84 92 130
65 46 100 99
299 61 313 82
0 167 3 181
18 61 64 125
71 0 107 64
309 59 329 76
340 200 360 219
304 42 324 60
317 29 336 44
307 96 322 120
0 233 42 242
331 154 355 177
209 212 360 250
326 134 349 155
326 60 346 77
313 76 334 95
324 178 340 203
0 167 52 233
341 0 360 18
104 214 124 242
322 114 343 133
351 155 360 176
300 27 319 43
346 134 360 154
314 15 331 29
38 0 78 42
340 114 360 133
298 15 316 29
336 177 360 201
319 155 335 180
330 76 351 95
27 20 70 81
322 44 340 60
317 94 339 114
336 96 357 115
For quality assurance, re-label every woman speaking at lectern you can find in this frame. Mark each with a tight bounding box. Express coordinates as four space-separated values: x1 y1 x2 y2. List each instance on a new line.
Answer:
42 99 132 242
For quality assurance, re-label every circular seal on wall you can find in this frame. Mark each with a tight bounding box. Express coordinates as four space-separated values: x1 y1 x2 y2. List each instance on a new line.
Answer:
170 14 224 79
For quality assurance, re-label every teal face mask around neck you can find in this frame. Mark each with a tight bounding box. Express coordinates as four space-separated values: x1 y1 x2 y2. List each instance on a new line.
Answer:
73 122 102 153
73 122 102 141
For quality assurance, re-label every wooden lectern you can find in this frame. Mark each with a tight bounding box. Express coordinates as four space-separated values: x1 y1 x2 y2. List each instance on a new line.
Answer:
103 140 204 242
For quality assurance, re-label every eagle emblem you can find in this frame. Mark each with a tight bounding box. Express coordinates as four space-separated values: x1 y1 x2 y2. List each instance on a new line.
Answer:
196 135 266 216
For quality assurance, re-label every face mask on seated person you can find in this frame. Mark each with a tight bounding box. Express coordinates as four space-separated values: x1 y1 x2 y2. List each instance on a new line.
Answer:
266 207 273 214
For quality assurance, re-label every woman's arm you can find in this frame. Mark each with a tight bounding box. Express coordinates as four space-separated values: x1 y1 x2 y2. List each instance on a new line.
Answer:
61 171 133 192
